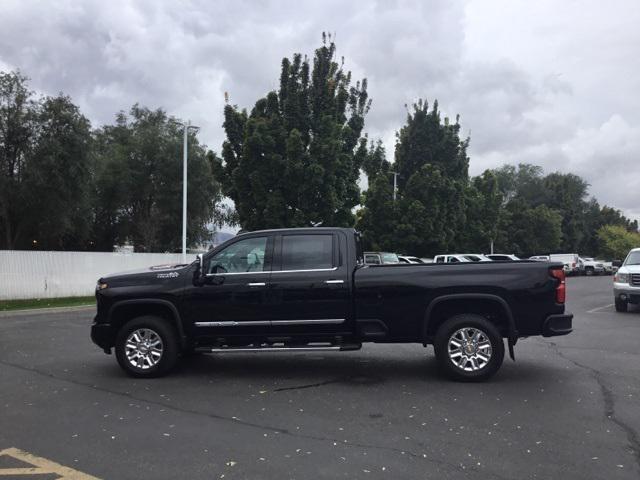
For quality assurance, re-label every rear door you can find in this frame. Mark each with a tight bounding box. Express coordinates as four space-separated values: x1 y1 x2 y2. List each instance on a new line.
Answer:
268 231 351 336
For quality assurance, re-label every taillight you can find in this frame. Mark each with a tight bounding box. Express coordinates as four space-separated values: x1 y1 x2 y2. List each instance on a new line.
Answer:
550 267 566 303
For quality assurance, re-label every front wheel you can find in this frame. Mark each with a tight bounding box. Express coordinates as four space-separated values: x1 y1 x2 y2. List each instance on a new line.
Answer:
115 316 179 378
615 298 628 313
433 314 505 382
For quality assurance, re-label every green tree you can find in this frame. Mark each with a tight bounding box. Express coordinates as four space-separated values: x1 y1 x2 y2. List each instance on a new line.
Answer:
461 170 503 252
0 71 92 249
214 35 370 230
92 106 221 252
500 202 563 256
596 225 640 260
0 71 37 249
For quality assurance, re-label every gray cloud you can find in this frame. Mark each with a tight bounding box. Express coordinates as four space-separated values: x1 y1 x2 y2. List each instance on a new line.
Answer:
1 0 638 221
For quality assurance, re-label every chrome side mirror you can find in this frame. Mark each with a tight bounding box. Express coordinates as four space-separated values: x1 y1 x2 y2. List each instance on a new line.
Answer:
197 253 204 279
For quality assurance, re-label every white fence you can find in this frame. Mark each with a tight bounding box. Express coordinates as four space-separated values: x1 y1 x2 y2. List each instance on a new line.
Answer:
0 250 186 300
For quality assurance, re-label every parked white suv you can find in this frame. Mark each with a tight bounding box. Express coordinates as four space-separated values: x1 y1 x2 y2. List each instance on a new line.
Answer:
613 248 640 312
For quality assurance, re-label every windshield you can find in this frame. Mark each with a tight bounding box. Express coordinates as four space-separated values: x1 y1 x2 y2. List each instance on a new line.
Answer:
381 252 400 263
624 251 640 265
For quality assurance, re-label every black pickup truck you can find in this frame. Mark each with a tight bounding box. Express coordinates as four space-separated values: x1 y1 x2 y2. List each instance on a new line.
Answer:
91 227 572 381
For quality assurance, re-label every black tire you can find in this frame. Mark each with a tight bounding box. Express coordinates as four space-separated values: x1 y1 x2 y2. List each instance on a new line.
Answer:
585 268 594 276
615 298 628 313
433 314 505 382
115 316 179 378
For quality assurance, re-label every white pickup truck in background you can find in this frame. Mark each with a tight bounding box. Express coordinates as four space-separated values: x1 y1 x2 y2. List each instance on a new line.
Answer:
579 257 605 276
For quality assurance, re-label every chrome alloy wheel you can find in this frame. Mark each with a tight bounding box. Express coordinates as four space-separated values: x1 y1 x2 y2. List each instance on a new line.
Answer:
447 327 492 372
125 328 164 370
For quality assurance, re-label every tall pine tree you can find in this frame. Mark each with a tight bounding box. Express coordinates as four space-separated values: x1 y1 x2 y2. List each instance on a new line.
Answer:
214 34 371 230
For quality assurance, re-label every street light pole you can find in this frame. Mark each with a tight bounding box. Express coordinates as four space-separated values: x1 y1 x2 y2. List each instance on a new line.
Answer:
180 120 199 264
392 172 399 201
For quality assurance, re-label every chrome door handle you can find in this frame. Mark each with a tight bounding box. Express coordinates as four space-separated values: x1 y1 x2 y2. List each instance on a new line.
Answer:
324 279 344 284
247 282 266 287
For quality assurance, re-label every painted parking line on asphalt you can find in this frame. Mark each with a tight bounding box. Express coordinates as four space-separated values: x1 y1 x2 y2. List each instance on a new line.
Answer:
586 303 614 313
0 447 100 479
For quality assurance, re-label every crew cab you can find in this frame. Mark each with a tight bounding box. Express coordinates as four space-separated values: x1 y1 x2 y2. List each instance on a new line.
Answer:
91 228 573 382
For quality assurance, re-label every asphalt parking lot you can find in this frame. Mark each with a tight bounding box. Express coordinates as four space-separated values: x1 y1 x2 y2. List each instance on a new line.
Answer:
1 275 639 480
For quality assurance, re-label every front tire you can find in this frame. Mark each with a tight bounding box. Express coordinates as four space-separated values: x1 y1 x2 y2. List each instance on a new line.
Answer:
615 298 628 313
115 316 179 378
433 314 505 382
585 267 594 276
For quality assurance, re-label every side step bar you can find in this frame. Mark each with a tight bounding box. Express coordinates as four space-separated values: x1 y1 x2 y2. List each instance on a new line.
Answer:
199 343 362 354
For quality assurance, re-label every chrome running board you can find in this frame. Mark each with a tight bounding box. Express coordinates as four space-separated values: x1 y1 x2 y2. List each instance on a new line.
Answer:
200 343 361 354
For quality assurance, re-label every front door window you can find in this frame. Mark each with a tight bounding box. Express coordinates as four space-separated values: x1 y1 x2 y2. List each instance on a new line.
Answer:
207 236 268 274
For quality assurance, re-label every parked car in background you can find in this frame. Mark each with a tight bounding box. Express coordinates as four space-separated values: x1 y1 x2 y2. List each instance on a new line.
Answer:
598 260 614 275
420 258 434 264
578 257 605 276
398 255 424 264
434 254 492 263
549 253 580 275
529 255 550 261
364 251 401 265
613 247 640 312
486 254 520 261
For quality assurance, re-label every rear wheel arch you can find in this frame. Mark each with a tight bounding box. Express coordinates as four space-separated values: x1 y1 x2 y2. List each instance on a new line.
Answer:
108 300 186 347
423 294 516 343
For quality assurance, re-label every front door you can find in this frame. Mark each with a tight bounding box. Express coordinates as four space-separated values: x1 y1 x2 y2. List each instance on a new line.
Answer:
185 234 274 341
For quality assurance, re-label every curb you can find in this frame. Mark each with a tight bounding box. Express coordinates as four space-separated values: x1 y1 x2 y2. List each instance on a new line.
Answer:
0 304 96 317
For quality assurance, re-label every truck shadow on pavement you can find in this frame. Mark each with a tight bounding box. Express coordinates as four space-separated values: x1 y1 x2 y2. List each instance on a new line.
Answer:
149 349 570 387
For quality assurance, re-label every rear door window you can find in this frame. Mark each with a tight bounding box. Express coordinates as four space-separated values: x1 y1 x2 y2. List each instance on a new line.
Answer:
282 234 334 271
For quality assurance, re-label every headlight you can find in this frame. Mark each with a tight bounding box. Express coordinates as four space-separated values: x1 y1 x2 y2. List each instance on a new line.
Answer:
614 272 629 283
96 281 108 291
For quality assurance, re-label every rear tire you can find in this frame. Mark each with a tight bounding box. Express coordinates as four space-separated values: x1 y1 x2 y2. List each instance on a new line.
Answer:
115 316 179 378
615 298 628 313
433 314 505 382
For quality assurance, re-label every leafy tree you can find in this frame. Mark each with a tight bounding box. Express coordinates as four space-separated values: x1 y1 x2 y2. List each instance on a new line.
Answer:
92 106 221 252
394 99 469 187
499 202 563 256
596 225 640 260
0 71 92 249
0 71 37 249
214 35 371 230
461 170 503 252
359 100 469 256
356 173 397 251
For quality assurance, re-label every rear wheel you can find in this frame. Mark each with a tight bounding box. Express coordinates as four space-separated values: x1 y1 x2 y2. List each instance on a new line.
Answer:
433 314 505 382
115 316 179 378
615 298 628 313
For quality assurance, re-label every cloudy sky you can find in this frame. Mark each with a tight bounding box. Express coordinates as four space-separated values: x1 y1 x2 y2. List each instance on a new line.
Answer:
1 0 639 221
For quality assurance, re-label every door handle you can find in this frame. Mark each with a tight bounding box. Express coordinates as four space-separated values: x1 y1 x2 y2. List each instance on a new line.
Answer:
247 282 266 287
324 279 344 284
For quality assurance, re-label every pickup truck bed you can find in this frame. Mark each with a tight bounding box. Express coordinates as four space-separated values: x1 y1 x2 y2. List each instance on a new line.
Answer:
91 227 572 381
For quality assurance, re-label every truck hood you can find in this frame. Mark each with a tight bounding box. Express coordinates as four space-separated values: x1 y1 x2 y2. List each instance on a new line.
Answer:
99 263 191 285
618 264 640 274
